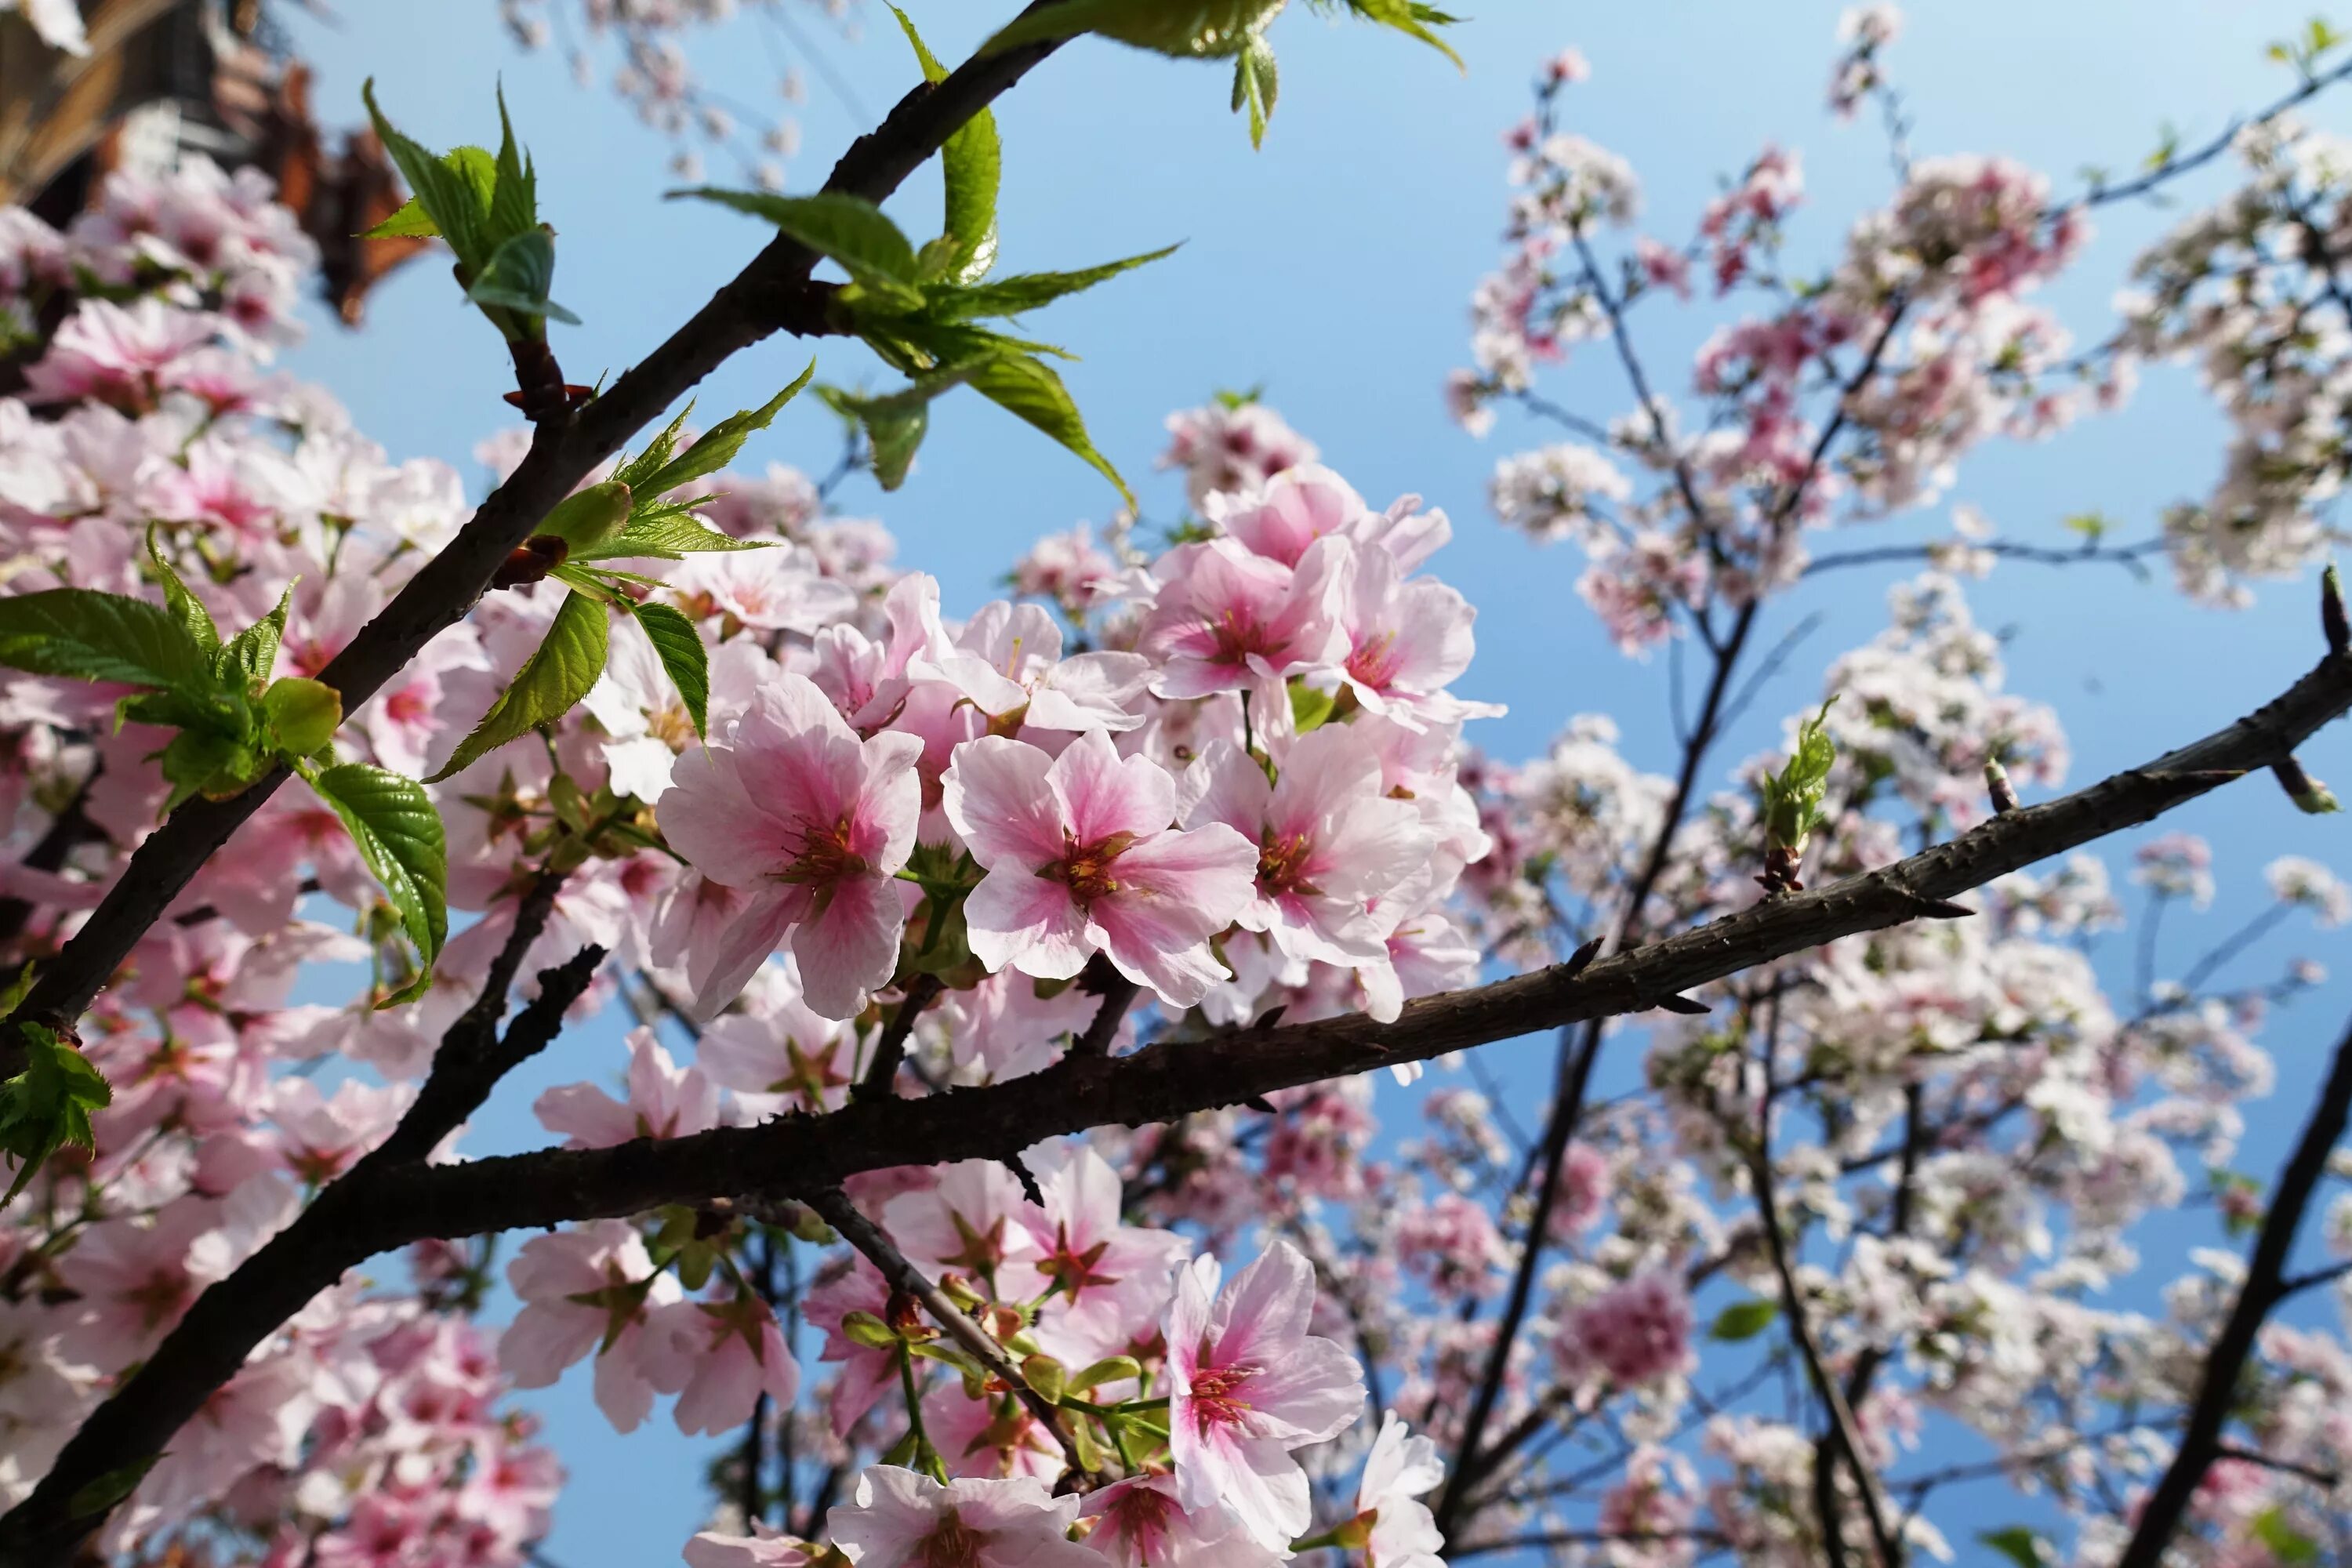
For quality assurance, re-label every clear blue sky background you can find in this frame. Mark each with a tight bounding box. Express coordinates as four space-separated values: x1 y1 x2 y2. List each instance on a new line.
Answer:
267 3 2352 1562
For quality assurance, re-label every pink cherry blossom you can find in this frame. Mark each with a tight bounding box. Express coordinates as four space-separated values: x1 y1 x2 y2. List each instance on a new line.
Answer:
826 1468 1101 1568
656 672 924 1018
945 730 1256 1007
1165 1242 1366 1550
1136 536 1349 702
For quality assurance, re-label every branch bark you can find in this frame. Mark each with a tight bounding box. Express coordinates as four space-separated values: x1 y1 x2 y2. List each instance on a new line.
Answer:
6 644 2347 1563
2111 1002 2352 1568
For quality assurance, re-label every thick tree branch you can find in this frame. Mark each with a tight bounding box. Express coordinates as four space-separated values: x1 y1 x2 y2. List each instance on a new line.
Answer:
0 15 1071 1076
7 644 2348 1563
2111 1003 2352 1568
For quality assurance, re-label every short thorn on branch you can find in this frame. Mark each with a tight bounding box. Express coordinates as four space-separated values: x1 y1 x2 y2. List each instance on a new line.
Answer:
2270 754 2342 815
2322 561 2348 656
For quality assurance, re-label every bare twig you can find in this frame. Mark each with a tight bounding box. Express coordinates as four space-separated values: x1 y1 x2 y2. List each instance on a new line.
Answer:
2113 1004 2352 1568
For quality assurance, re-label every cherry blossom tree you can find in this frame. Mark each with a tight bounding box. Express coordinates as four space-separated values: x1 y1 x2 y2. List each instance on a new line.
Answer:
0 6 2348 1568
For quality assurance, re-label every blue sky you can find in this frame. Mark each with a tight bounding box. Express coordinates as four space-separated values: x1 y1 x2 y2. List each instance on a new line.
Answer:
270 2 2352 1561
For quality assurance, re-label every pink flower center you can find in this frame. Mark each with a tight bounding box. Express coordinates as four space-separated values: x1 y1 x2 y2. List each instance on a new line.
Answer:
1043 831 1138 902
917 1512 985 1568
1256 830 1319 898
1205 608 1275 670
777 814 868 887
1187 1359 1257 1432
1346 631 1403 691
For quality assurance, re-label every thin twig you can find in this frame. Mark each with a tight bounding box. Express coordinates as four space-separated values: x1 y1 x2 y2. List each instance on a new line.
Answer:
802 1185 1094 1483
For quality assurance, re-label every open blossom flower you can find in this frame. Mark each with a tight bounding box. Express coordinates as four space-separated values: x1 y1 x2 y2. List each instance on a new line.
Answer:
657 671 923 1018
1080 1475 1279 1568
1184 728 1432 967
1018 1148 1192 1364
501 1220 682 1432
1137 536 1349 702
1166 1242 1366 1551
916 599 1154 733
1351 1414 1447 1568
687 1523 817 1568
534 1028 720 1148
827 1468 1101 1568
641 1291 800 1436
944 730 1256 1007
2266 855 2351 927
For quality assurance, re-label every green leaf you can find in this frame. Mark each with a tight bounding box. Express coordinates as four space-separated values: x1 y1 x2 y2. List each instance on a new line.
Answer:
0 589 214 692
967 355 1134 506
927 245 1181 320
362 82 494 269
144 527 218 652
673 188 920 294
571 507 775 564
867 401 931 491
0 1022 113 1206
429 590 610 782
630 362 818 499
536 481 635 550
465 228 580 326
158 727 265 811
307 764 448 1006
263 677 343 757
890 6 1002 284
1343 0 1464 67
1759 696 1838 855
982 0 1287 60
630 601 709 742
361 195 438 240
1232 33 1278 147
217 586 292 691
1707 1298 1780 1342
0 963 34 1022
612 405 695 495
1976 1528 2048 1568
2252 1505 2320 1564
1288 677 1335 733
66 1454 162 1520
490 85 538 246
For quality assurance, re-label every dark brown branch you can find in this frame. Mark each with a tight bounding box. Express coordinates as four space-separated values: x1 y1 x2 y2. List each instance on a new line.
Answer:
8 646 2349 1563
1069 971 1141 1058
0 16 1073 1080
0 945 605 1564
801 1185 1091 1481
856 974 945 1102
2112 1004 2352 1568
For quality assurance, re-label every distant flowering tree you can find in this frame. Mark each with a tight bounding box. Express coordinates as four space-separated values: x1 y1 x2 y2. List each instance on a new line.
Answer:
0 5 2349 1568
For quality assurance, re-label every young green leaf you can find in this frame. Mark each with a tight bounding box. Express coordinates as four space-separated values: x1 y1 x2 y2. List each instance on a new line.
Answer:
1976 1528 2049 1568
982 0 1287 59
630 362 818 499
0 589 215 692
1232 33 1279 147
672 188 920 296
489 84 538 245
464 228 580 327
2251 1506 2321 1565
0 1022 113 1206
362 81 495 269
429 590 610 782
1760 696 1838 855
1341 0 1464 67
536 481 635 550
924 245 1181 321
1707 1298 1780 1342
967 354 1134 507
569 508 775 564
262 677 343 757
66 1456 163 1521
889 5 1002 284
218 586 292 691
361 197 440 240
144 527 219 652
307 763 449 1006
630 600 710 742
